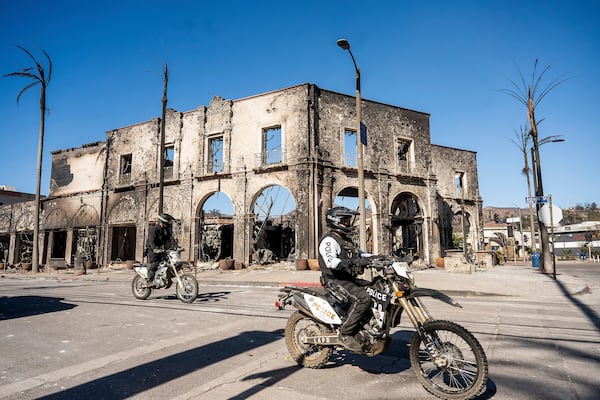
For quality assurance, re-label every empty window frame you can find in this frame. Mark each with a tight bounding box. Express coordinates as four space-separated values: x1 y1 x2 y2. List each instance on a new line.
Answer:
263 126 282 165
119 154 132 185
344 129 357 167
455 171 466 198
397 139 412 174
208 136 224 173
163 145 175 178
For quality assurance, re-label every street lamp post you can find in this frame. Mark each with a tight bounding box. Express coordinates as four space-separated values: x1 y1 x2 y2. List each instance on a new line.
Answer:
530 134 564 273
337 38 367 251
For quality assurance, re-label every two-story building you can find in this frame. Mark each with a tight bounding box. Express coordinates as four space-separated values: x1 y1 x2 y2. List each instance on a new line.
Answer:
0 83 482 269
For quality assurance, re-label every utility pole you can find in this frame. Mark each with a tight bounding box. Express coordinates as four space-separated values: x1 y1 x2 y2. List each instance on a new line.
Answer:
158 64 168 215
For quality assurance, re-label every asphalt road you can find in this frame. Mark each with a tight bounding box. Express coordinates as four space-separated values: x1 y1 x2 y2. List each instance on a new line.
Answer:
1 273 599 400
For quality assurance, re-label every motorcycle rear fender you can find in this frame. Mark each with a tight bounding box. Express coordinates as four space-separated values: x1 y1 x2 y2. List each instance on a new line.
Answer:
133 265 148 279
407 288 462 308
291 291 342 325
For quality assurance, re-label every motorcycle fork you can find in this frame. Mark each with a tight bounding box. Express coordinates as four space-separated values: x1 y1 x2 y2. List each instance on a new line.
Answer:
394 284 444 362
170 264 183 287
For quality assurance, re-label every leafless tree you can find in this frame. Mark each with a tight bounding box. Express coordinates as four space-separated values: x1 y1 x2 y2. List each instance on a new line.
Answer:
3 46 53 273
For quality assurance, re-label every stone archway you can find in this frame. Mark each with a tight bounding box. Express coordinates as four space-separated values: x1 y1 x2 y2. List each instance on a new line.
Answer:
251 184 296 264
452 210 472 250
197 191 235 262
390 193 424 258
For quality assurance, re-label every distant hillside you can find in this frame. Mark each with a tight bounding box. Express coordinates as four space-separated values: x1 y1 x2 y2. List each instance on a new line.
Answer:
483 204 600 224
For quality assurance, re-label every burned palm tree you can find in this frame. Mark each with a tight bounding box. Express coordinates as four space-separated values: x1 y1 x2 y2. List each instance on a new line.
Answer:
3 46 53 273
510 124 537 253
500 59 566 274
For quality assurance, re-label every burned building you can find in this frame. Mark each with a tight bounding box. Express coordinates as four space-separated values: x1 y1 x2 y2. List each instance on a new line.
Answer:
0 83 482 269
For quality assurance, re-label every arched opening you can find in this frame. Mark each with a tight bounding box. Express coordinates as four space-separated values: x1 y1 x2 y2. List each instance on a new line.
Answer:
452 210 472 251
333 187 372 252
72 205 100 267
390 193 424 258
198 192 234 262
252 185 296 264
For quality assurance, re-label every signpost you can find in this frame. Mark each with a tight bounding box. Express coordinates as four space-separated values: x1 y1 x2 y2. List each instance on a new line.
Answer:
526 195 562 280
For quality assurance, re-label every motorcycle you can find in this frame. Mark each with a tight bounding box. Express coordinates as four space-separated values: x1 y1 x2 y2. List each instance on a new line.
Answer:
132 248 199 304
276 257 488 400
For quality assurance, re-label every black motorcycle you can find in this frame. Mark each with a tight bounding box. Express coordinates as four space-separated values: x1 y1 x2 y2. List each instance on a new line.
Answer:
276 257 488 400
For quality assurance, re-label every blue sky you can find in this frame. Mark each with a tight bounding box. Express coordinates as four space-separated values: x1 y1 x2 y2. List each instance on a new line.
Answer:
1 0 598 210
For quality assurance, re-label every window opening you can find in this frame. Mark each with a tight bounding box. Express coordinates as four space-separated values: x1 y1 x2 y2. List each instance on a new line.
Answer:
397 139 412 173
263 126 282 165
119 154 132 185
344 129 357 167
208 136 224 173
455 172 465 198
164 145 174 179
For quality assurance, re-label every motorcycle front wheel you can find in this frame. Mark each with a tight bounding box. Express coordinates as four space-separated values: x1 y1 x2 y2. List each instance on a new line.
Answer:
175 272 198 303
285 311 332 369
132 275 152 300
409 320 488 400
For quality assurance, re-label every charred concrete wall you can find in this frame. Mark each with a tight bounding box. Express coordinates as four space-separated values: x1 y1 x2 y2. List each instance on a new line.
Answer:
430 144 483 251
0 83 481 268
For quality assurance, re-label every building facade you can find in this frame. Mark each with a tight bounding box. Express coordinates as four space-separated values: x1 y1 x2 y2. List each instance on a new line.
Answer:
0 83 482 268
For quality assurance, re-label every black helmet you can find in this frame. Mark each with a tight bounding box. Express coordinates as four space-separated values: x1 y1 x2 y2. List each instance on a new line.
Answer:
326 207 359 235
157 213 174 225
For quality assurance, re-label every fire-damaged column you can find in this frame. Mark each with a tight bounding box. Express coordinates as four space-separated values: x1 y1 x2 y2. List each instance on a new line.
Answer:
294 168 312 260
374 176 392 255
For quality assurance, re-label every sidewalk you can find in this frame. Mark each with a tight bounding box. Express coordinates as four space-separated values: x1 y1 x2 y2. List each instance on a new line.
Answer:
1 261 592 298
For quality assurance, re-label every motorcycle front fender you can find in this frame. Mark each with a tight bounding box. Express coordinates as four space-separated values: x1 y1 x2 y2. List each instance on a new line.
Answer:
407 288 462 308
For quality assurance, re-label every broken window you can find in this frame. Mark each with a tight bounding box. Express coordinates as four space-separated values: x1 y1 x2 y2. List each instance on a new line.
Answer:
262 126 282 165
164 145 174 179
344 129 357 167
208 136 224 173
119 154 132 185
455 171 465 198
397 139 412 174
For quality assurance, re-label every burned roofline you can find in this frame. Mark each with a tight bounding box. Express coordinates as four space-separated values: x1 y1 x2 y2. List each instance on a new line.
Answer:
430 143 477 155
51 141 105 155
214 82 431 117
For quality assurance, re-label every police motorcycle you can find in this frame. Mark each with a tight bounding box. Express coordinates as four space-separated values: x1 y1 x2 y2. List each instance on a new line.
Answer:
276 255 488 400
131 247 199 304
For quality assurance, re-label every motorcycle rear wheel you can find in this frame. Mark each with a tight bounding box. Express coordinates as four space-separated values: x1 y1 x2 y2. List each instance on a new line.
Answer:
132 275 152 300
285 311 332 369
175 272 198 303
409 320 488 400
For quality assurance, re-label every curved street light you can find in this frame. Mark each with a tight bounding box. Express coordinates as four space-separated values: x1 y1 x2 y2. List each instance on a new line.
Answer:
337 38 367 251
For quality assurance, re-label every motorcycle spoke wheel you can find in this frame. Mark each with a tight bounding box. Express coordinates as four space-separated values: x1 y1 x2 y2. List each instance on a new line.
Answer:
176 273 198 303
285 311 332 369
409 320 488 400
132 275 151 300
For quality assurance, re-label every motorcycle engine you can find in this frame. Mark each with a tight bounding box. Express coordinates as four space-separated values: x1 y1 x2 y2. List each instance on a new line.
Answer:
154 264 168 288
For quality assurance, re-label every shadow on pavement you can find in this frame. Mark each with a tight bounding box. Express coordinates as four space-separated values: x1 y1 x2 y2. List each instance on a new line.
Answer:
36 329 284 400
554 277 600 331
0 295 76 320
